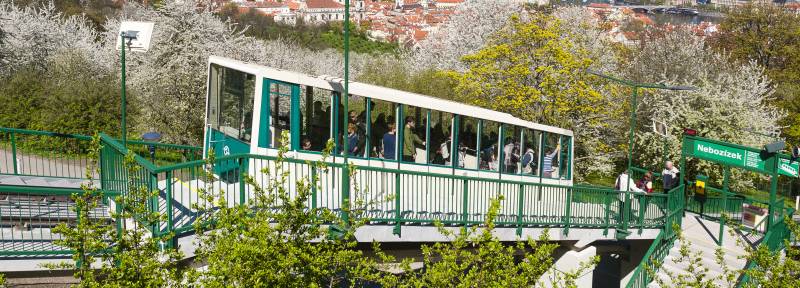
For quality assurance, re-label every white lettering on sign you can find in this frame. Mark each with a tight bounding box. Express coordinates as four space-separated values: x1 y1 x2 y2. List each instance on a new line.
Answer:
697 144 743 160
223 145 231 156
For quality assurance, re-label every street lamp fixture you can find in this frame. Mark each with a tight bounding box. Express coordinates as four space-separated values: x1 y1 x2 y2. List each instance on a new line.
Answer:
117 21 154 148
586 69 697 175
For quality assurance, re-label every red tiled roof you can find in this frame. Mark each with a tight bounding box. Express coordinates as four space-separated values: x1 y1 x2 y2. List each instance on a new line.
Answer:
306 0 343 9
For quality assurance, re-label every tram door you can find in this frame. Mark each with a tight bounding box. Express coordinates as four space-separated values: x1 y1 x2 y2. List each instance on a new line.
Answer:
205 64 255 175
261 80 300 150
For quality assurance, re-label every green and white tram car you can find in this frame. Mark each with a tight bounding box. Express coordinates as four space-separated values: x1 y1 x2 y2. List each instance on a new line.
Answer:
204 56 574 189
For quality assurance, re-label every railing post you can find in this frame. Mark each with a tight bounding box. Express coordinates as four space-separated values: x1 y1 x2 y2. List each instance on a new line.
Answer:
165 170 174 249
719 167 730 245
638 194 646 235
461 179 469 226
341 164 350 225
564 186 572 235
10 132 18 175
239 158 246 205
516 183 524 237
150 173 159 239
311 166 318 210
621 191 630 237
604 190 611 236
393 172 401 236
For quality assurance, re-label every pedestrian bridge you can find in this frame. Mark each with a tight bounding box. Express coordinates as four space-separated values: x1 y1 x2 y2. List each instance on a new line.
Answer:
0 127 791 288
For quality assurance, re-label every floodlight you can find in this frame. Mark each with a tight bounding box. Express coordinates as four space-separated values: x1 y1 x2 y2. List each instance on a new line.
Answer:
117 21 155 52
764 141 785 154
793 146 799 159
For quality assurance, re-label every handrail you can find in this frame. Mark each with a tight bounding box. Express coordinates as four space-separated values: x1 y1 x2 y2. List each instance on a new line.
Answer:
99 133 160 172
625 230 665 288
0 126 202 151
624 184 685 288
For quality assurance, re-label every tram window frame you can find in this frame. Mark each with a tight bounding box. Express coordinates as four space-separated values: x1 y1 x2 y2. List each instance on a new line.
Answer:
427 110 454 167
207 64 256 144
333 94 368 158
520 129 541 176
559 135 572 180
369 99 398 161
500 125 523 175
541 132 562 179
299 86 334 153
400 105 428 164
263 80 296 149
478 120 500 172
455 116 479 170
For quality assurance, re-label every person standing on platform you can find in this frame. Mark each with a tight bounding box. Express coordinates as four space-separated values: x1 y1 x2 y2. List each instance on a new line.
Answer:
382 122 397 160
662 161 680 193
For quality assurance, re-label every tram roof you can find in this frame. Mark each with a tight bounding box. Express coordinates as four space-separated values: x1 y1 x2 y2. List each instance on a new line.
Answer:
209 56 573 137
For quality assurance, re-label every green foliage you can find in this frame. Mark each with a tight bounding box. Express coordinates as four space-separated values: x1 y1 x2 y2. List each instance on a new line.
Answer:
449 13 603 128
50 135 185 287
0 52 125 137
712 3 800 145
357 61 458 99
740 217 800 288
190 132 388 287
396 197 595 287
217 3 398 54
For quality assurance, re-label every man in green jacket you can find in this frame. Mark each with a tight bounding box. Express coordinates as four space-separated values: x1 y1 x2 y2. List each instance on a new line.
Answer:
403 116 425 162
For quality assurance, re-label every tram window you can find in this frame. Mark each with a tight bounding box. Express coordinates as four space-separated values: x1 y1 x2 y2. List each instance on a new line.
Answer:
369 100 397 160
401 105 427 164
207 64 255 143
559 135 572 179
541 132 561 179
479 120 500 171
268 82 293 148
428 110 453 166
521 129 541 176
299 87 332 152
340 95 367 157
501 125 522 174
456 116 478 169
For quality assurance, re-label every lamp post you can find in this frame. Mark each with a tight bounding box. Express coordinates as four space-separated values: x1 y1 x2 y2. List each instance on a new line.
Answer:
341 1 351 224
118 21 154 148
586 70 696 176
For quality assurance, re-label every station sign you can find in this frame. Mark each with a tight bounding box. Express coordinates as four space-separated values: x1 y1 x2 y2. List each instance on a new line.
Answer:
778 158 799 178
692 140 768 173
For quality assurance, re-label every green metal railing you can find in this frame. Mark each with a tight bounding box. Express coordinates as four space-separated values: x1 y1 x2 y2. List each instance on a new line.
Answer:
736 207 795 287
0 185 119 257
0 128 674 259
93 133 671 244
0 127 202 180
624 184 685 288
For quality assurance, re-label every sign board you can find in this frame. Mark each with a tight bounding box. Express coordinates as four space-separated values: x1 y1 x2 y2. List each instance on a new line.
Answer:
691 139 768 173
778 158 799 178
117 21 155 52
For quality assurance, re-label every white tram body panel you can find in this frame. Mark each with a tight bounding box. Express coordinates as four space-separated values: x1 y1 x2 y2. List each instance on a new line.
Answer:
204 56 575 217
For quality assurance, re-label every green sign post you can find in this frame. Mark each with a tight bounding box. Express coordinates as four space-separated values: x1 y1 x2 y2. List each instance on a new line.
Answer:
681 135 794 234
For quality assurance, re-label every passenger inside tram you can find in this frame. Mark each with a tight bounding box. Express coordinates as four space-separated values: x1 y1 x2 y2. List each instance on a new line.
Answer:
402 116 425 163
503 137 520 174
382 121 396 160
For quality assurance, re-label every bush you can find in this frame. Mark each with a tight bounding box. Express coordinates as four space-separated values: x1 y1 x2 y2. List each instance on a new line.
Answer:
0 52 128 153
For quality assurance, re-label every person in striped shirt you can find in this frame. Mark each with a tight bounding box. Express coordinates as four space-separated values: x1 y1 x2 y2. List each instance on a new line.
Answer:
543 143 560 178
